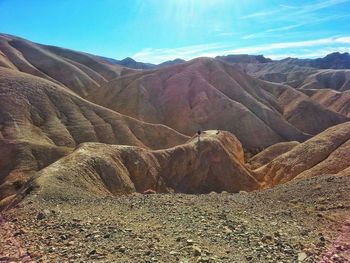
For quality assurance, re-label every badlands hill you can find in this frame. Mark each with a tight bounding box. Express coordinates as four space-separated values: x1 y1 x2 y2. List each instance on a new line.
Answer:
88 58 349 149
0 33 129 97
1 33 349 206
282 52 350 69
218 53 350 91
18 131 258 203
0 66 188 203
0 33 347 148
0 34 349 201
253 121 350 187
300 89 350 117
1 34 350 262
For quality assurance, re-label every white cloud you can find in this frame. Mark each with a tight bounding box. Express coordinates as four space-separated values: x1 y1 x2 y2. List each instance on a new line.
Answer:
132 43 228 63
242 0 350 19
224 37 350 55
132 36 350 63
265 23 306 33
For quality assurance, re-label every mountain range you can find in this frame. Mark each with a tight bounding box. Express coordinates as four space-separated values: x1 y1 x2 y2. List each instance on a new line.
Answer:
1 32 350 262
0 32 350 206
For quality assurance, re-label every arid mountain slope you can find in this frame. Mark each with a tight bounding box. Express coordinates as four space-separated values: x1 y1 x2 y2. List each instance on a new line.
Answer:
218 55 350 91
20 131 259 202
301 89 350 117
0 67 188 202
295 69 350 91
282 52 350 69
89 58 348 149
255 121 350 186
248 141 300 170
0 33 128 97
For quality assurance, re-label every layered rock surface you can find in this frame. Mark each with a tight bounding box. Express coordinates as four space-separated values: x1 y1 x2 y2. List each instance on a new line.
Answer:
23 131 259 200
0 33 127 97
255 122 350 186
88 58 347 149
0 67 188 202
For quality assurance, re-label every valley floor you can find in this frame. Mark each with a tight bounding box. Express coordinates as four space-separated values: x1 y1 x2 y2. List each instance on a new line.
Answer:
1 175 350 263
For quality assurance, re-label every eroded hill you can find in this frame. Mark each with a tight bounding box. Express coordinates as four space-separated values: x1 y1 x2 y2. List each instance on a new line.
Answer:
0 67 188 203
88 58 349 150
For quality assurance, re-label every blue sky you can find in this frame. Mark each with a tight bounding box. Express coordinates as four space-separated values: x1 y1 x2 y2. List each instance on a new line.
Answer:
1 0 350 63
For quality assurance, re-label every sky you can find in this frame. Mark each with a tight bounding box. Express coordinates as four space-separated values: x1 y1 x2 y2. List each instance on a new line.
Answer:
1 0 350 63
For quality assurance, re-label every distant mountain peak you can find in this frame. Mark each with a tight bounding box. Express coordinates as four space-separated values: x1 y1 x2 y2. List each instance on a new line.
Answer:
121 57 137 63
216 54 272 64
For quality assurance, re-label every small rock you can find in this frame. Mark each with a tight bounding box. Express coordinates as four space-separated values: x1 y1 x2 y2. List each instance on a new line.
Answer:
192 245 201 256
298 252 307 262
118 246 126 253
261 235 273 243
186 239 194 245
223 226 232 234
36 212 46 220
197 256 210 262
246 255 253 261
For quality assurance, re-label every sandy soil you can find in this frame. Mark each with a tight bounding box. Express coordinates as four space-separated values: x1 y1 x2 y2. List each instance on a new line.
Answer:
1 175 350 263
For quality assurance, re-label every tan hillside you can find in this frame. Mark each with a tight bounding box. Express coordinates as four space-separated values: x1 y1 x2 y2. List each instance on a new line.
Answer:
256 122 350 186
298 69 350 91
222 58 350 93
18 131 259 201
0 67 188 202
248 141 300 170
0 33 129 97
89 58 349 149
301 89 350 117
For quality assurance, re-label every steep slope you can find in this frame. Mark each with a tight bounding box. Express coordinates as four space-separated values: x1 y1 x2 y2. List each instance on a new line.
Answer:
282 52 350 69
255 122 350 187
270 86 349 134
89 58 348 149
218 54 350 91
296 69 350 91
301 89 350 117
248 141 300 170
0 33 127 97
0 67 188 201
20 131 259 201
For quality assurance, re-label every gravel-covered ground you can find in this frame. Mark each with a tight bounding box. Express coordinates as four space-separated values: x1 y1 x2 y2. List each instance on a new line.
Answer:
1 175 350 263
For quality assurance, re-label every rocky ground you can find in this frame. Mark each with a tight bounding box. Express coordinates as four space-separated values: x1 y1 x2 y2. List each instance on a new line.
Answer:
1 175 350 263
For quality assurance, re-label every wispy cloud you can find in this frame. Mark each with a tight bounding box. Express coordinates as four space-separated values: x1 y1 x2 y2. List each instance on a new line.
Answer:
132 43 228 64
297 0 350 14
132 36 350 63
242 10 278 19
225 36 350 55
243 0 350 19
265 23 306 33
240 13 350 40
